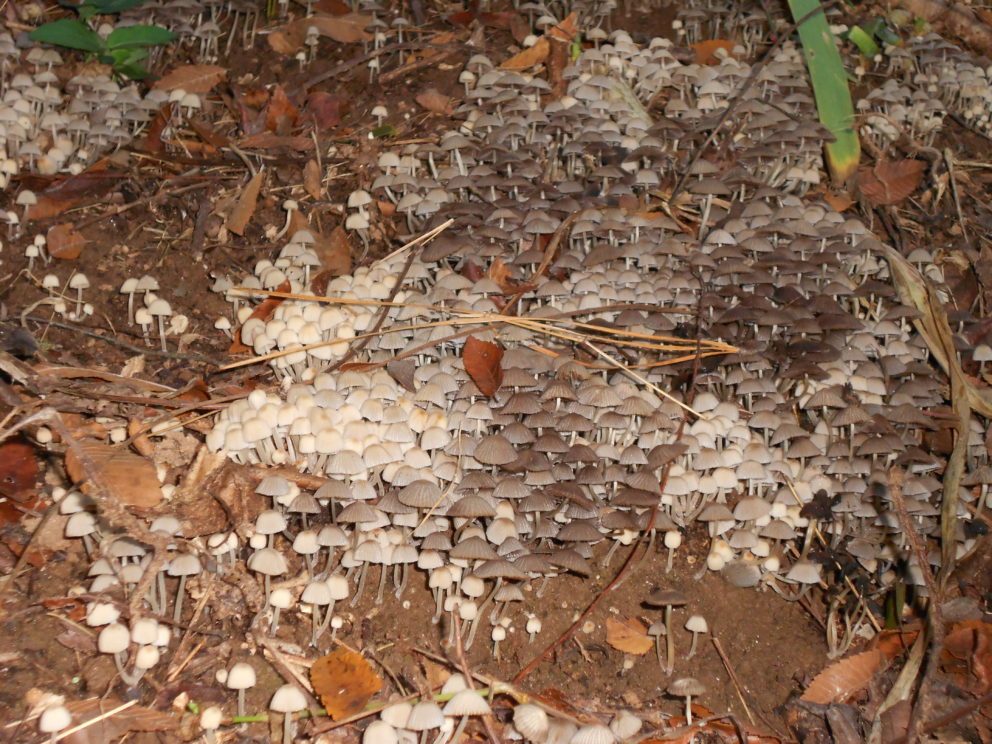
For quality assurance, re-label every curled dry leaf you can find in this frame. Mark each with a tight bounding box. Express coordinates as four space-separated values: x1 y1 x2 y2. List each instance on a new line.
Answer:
0 435 41 526
265 85 299 134
501 37 549 70
858 159 926 206
311 647 383 720
47 222 87 260
268 13 372 54
303 159 323 200
416 88 454 115
153 64 227 94
800 649 884 704
463 335 504 396
606 616 653 655
64 439 163 509
942 620 992 692
225 170 264 236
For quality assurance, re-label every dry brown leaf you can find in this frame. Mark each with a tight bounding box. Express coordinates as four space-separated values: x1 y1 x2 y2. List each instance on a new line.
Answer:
236 133 314 151
858 159 926 206
822 189 856 212
943 620 992 692
47 222 87 260
606 616 653 655
64 440 163 509
311 648 382 720
226 170 264 236
416 88 453 114
501 37 549 70
307 90 348 130
801 649 884 704
66 698 175 741
230 279 290 353
303 159 323 200
153 64 227 93
547 11 578 42
269 13 371 54
312 225 353 277
691 39 736 65
265 84 299 134
463 335 504 396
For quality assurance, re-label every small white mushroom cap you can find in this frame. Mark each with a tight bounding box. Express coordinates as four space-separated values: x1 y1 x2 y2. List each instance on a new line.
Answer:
270 684 307 713
97 623 130 654
38 705 71 734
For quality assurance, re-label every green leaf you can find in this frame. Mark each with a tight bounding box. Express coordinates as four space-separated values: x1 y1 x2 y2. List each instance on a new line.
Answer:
63 0 150 14
113 60 151 79
847 26 880 57
787 0 861 187
105 24 174 49
29 18 103 53
372 125 397 139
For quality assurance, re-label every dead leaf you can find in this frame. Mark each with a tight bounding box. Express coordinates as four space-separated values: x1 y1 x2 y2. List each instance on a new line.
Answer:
153 64 227 94
858 159 926 206
311 648 382 720
265 85 299 134
307 90 348 130
486 258 514 292
230 280 290 354
269 13 371 54
822 189 856 212
47 222 87 260
691 39 736 65
801 649 884 704
463 335 504 396
501 37 549 70
606 616 653 655
141 102 170 154
303 159 323 200
64 440 163 509
943 620 992 692
448 9 519 28
236 133 314 151
226 170 264 236
312 225 353 277
0 434 40 526
416 88 453 115
547 11 578 42
65 698 175 742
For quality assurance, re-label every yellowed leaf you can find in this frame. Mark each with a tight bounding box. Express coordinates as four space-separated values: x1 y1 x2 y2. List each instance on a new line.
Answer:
153 64 227 94
303 159 322 200
606 616 653 655
226 171 264 236
501 37 549 70
65 440 163 509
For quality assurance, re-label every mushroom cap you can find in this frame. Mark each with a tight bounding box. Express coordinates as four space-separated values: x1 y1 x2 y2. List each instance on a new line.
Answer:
270 684 307 713
38 705 72 733
364 720 399 744
571 724 615 744
685 614 708 634
645 588 688 607
512 703 549 741
68 273 90 289
97 622 130 654
442 689 491 716
227 661 257 689
667 677 707 697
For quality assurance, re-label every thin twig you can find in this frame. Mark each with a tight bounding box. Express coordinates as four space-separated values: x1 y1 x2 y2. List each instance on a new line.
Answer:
709 633 755 724
452 614 503 744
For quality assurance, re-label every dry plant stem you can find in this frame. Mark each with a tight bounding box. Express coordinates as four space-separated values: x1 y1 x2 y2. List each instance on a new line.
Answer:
165 572 214 683
886 467 945 744
380 48 454 84
709 633 754 725
0 502 57 599
73 178 213 231
452 614 503 744
669 0 842 202
298 41 467 93
943 148 969 245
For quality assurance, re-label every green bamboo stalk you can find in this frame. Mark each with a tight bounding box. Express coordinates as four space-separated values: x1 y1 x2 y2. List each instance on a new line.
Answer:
788 0 861 187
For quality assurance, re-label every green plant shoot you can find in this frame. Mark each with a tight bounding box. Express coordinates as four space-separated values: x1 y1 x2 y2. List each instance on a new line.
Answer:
788 0 861 188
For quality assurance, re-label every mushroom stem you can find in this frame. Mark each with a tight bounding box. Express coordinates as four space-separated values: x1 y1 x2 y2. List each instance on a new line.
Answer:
665 605 675 675
686 632 699 660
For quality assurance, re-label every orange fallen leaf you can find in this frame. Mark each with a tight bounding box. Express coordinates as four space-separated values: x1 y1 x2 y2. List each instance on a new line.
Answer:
230 280 290 353
47 222 88 260
822 189 856 212
311 648 382 720
265 84 299 134
226 170 264 236
501 37 549 70
463 335 504 396
303 159 323 200
606 616 653 655
801 649 884 704
691 39 736 65
0 434 41 526
236 133 314 151
547 11 578 42
153 64 227 94
943 620 992 693
64 440 163 509
858 159 926 207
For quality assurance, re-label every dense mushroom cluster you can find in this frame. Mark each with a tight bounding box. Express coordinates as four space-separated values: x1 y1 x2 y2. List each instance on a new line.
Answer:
192 28 992 663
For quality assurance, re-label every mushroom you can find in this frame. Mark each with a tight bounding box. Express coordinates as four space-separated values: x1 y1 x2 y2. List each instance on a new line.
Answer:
68 272 89 319
270 685 308 744
664 530 682 573
146 297 172 352
274 199 299 240
226 661 256 719
667 677 706 725
199 706 223 744
684 615 708 659
135 307 153 345
38 705 72 744
167 552 202 622
645 588 687 675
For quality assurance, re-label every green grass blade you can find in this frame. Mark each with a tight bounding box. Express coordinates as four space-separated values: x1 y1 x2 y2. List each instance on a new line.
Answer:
788 0 861 187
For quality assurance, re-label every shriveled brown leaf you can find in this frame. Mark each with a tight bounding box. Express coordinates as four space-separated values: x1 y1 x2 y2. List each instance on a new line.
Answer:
416 88 453 114
943 620 992 692
153 64 227 93
307 90 349 130
312 225 353 277
801 649 884 704
858 159 926 206
236 133 314 151
311 648 383 720
547 11 578 42
463 335 504 396
265 84 299 134
606 616 653 655
303 159 323 200
225 170 264 236
64 440 163 509
269 13 371 54
501 37 549 70
47 222 88 260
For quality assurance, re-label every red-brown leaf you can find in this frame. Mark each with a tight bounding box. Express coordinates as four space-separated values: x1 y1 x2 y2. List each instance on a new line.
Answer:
307 90 348 130
153 64 227 94
47 222 88 260
265 85 299 134
801 649 884 704
311 648 382 720
463 335 504 396
416 88 453 115
225 170 264 236
858 159 926 206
